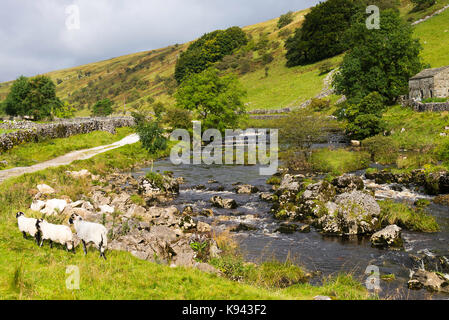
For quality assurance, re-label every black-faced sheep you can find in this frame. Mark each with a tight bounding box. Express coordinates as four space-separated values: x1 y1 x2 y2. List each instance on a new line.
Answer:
16 212 40 245
69 213 108 259
35 219 75 252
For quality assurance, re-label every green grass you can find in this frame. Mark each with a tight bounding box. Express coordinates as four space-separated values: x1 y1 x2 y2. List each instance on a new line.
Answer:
310 148 370 175
378 199 439 232
413 6 449 68
0 140 370 300
0 127 135 169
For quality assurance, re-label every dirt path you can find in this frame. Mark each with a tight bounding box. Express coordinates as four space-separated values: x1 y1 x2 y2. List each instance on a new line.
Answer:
0 134 140 183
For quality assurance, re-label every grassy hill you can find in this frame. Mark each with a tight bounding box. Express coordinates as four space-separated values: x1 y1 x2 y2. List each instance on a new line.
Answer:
0 1 447 116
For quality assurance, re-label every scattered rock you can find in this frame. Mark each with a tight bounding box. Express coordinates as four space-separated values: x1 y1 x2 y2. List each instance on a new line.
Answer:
298 224 311 233
210 196 238 209
276 223 299 234
67 169 92 179
40 199 68 215
197 221 212 233
235 184 259 194
37 184 55 195
279 174 304 193
200 209 214 217
230 223 257 232
331 175 364 194
408 269 449 293
370 225 403 248
99 205 115 214
259 192 274 202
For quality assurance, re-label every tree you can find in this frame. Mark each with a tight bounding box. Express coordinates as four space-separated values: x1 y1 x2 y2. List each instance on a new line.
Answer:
285 0 361 66
153 102 165 120
333 9 424 104
174 27 247 83
3 75 63 120
3 76 30 116
92 98 114 116
277 11 294 29
163 106 192 130
136 121 167 153
175 68 246 133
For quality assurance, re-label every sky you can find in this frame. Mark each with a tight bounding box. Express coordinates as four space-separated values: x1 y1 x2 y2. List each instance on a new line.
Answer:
0 0 320 82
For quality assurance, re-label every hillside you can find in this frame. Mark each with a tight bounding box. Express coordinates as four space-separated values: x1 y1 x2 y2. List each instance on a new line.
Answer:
0 1 448 116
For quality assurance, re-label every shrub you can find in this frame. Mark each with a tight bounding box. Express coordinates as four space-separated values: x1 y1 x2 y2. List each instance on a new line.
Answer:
92 98 114 116
136 121 167 153
346 114 386 140
310 98 330 111
153 102 165 120
319 61 333 75
277 11 294 29
163 106 192 130
261 52 274 65
362 135 399 164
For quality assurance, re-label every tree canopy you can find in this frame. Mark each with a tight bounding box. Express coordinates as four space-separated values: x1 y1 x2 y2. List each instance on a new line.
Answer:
92 98 114 116
285 0 362 66
175 68 246 132
3 75 63 120
333 9 424 104
174 27 247 84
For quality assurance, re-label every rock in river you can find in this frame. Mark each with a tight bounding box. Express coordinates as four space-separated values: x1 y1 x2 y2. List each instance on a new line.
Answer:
370 225 403 248
210 196 238 209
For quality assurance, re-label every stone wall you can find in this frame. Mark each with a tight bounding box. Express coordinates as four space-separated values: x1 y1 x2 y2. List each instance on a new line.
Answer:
0 117 135 152
408 100 449 112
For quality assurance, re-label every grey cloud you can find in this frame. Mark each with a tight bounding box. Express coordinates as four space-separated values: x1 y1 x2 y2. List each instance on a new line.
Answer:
0 0 319 82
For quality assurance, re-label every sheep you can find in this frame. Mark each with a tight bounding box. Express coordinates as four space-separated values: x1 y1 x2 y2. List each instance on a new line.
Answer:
35 219 75 252
16 212 40 245
69 213 108 260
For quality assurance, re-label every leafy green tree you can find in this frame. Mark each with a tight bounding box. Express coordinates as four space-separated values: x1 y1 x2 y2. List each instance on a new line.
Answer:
346 114 386 140
3 76 30 116
3 75 63 120
411 0 435 12
277 11 294 29
137 121 167 153
285 0 361 66
175 27 247 83
92 98 114 116
175 68 246 132
333 9 424 104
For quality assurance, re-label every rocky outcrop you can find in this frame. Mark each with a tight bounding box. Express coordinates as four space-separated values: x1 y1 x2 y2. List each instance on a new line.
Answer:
0 117 135 152
317 191 380 236
331 175 364 194
234 184 258 194
370 225 403 248
408 270 449 293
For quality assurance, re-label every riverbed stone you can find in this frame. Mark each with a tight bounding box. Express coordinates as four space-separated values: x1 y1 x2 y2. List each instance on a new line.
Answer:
331 175 364 194
408 269 449 293
276 223 299 234
210 196 238 209
235 184 259 194
370 225 403 248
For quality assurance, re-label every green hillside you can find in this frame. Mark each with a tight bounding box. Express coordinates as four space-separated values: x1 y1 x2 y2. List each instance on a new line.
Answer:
0 1 447 115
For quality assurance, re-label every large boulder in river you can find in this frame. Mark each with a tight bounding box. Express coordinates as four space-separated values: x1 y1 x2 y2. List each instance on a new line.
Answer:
331 175 364 194
278 174 304 193
138 174 179 197
210 196 238 209
370 225 403 248
317 190 380 236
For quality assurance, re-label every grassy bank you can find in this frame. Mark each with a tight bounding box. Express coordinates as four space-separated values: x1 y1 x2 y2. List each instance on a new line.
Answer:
0 127 135 169
310 148 370 175
0 140 370 300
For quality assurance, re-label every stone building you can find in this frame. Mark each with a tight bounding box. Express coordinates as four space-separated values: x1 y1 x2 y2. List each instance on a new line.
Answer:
409 66 449 101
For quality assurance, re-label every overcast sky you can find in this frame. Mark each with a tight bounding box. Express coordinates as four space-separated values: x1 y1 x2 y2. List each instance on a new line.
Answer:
0 0 320 82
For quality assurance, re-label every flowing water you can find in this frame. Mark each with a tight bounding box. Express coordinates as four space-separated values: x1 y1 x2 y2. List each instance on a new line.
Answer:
132 158 449 300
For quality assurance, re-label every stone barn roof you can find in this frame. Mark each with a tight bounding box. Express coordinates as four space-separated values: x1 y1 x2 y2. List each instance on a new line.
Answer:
410 66 449 80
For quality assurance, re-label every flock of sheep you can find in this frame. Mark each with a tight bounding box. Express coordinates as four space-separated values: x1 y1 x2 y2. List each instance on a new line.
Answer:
16 212 108 259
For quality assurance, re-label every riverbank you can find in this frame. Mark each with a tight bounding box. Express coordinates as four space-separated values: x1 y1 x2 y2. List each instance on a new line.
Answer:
0 141 370 300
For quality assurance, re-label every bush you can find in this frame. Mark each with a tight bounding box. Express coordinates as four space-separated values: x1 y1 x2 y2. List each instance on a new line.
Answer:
261 52 274 65
136 121 167 153
411 0 435 11
153 102 165 120
319 61 333 75
92 98 114 116
277 11 294 29
310 98 330 111
163 106 192 130
346 114 386 140
362 135 399 164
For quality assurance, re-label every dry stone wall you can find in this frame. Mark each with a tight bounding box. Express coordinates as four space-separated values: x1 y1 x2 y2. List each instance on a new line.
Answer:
0 117 135 152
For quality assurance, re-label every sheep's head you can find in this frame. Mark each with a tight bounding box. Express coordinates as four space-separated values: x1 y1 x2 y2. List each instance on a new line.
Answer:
16 212 24 219
35 218 44 230
69 213 82 225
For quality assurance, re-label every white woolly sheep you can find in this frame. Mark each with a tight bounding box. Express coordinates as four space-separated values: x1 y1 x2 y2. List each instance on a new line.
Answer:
16 212 40 245
35 219 75 252
69 213 108 259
